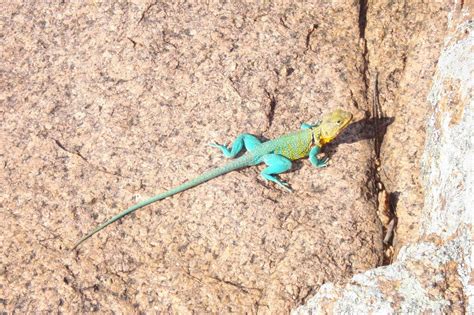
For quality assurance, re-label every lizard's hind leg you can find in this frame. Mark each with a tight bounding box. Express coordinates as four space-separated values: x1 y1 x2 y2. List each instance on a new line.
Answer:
260 154 293 192
210 133 261 158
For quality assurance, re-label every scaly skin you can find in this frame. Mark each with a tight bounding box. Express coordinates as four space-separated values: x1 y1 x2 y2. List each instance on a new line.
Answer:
72 109 352 249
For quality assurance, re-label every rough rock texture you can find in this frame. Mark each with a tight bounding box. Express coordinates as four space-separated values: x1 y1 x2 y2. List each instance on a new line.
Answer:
294 2 473 314
364 0 452 253
1 2 383 313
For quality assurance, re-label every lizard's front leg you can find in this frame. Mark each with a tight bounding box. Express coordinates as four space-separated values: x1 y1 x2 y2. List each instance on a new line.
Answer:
300 120 321 130
210 133 261 158
259 154 293 192
308 146 328 168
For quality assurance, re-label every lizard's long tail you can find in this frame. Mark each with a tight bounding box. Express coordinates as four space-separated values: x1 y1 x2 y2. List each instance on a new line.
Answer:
72 154 254 250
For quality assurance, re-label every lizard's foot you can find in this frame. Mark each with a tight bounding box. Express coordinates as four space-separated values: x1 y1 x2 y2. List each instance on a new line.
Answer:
208 142 233 158
261 173 293 192
210 134 261 158
314 157 329 168
279 181 293 193
208 142 225 149
309 146 330 168
275 179 293 193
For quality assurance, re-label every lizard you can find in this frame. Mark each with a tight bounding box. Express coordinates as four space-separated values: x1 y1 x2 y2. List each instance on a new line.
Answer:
72 109 352 249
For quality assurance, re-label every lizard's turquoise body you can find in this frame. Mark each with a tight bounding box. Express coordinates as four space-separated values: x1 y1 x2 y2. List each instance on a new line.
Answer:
72 109 352 249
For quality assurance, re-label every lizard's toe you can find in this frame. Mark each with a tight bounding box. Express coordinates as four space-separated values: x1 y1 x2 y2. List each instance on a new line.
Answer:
282 184 293 192
315 157 329 168
208 142 222 148
277 180 293 192
208 142 234 158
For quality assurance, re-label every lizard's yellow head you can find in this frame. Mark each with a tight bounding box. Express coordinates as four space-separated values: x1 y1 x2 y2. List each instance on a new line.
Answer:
317 109 352 145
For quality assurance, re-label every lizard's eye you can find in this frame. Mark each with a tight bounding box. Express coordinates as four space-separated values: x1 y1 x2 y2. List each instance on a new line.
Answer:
336 120 341 124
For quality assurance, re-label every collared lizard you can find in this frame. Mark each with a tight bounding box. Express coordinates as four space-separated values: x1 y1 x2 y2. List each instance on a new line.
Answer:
72 109 352 249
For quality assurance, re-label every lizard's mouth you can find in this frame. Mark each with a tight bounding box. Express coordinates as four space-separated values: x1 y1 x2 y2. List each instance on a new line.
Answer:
339 117 352 131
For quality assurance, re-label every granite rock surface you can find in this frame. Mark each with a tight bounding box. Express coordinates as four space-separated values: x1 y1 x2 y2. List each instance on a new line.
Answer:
1 2 381 313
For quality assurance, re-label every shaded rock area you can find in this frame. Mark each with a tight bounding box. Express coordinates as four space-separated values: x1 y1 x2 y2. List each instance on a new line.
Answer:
1 2 382 313
295 2 473 314
364 1 452 254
